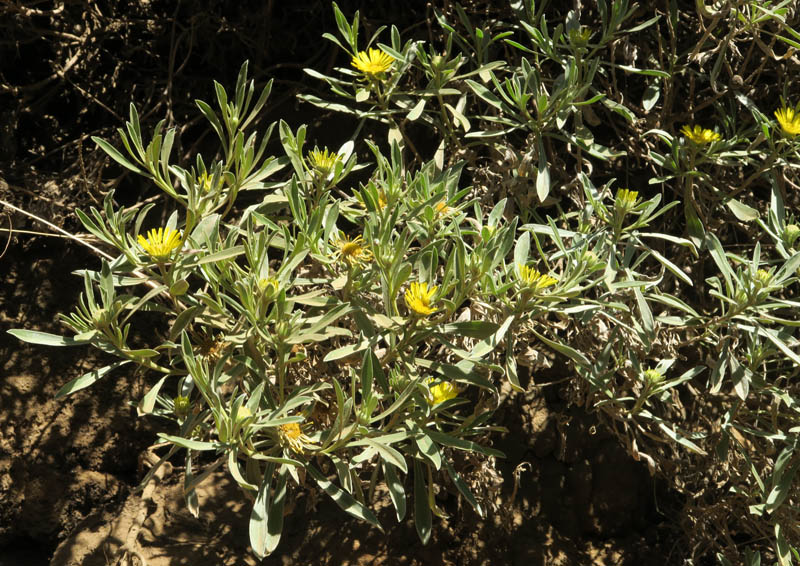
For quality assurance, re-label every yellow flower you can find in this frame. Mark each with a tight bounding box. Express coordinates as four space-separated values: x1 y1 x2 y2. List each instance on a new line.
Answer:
755 269 773 288
434 201 452 218
643 369 664 386
138 227 182 261
518 264 558 291
775 106 800 136
279 421 316 454
405 281 438 316
307 147 341 179
332 232 373 266
351 48 394 77
197 171 214 193
377 191 388 210
614 188 640 213
427 379 458 406
681 124 721 145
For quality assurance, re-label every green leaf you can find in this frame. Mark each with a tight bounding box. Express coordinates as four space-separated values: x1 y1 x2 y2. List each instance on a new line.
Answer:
9 329 90 347
443 459 484 517
307 465 383 530
726 199 760 221
250 463 274 560
413 460 432 545
92 136 143 173
195 246 245 265
407 98 426 121
157 433 219 451
137 374 169 416
56 360 132 398
383 461 407 521
266 466 288 554
362 438 408 474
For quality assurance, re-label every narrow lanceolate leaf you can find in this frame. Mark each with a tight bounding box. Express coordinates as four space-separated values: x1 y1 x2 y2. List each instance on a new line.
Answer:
8 329 90 347
250 464 275 559
157 433 219 452
56 360 133 398
307 465 383 530
383 461 407 522
443 459 484 517
414 460 432 545
266 466 288 554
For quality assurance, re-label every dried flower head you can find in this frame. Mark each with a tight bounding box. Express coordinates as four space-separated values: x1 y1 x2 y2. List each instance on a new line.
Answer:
332 233 373 266
427 379 458 406
681 125 721 145
775 106 800 136
405 281 438 316
279 421 316 454
138 227 182 261
307 147 341 179
351 48 394 77
517 264 558 291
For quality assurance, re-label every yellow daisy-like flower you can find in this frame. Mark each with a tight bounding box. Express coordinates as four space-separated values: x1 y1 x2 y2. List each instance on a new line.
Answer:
434 201 452 218
426 379 458 406
307 147 341 179
775 106 800 136
518 264 558 291
351 48 394 77
680 124 721 145
332 233 373 266
278 422 316 454
138 227 182 261
404 281 438 316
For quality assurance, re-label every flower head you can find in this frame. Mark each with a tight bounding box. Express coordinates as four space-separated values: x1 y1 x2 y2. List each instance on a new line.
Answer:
332 232 373 266
351 48 394 78
775 106 800 136
517 264 558 291
784 224 800 247
307 147 341 179
138 227 182 261
405 281 438 316
643 369 664 387
755 269 773 288
614 188 640 214
427 379 458 406
435 200 452 218
279 421 316 454
681 124 721 145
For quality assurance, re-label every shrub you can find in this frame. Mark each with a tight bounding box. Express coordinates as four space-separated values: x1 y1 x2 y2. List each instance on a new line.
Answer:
11 1 800 562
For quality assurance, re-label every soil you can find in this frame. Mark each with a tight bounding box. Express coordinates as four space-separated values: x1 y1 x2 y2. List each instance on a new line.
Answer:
1 1 686 564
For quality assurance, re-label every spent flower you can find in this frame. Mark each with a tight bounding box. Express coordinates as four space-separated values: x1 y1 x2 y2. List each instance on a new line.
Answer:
279 421 316 454
332 233 373 266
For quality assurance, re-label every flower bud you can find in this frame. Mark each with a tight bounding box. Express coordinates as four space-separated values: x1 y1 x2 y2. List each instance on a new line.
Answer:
785 224 800 247
643 369 664 386
173 395 191 418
